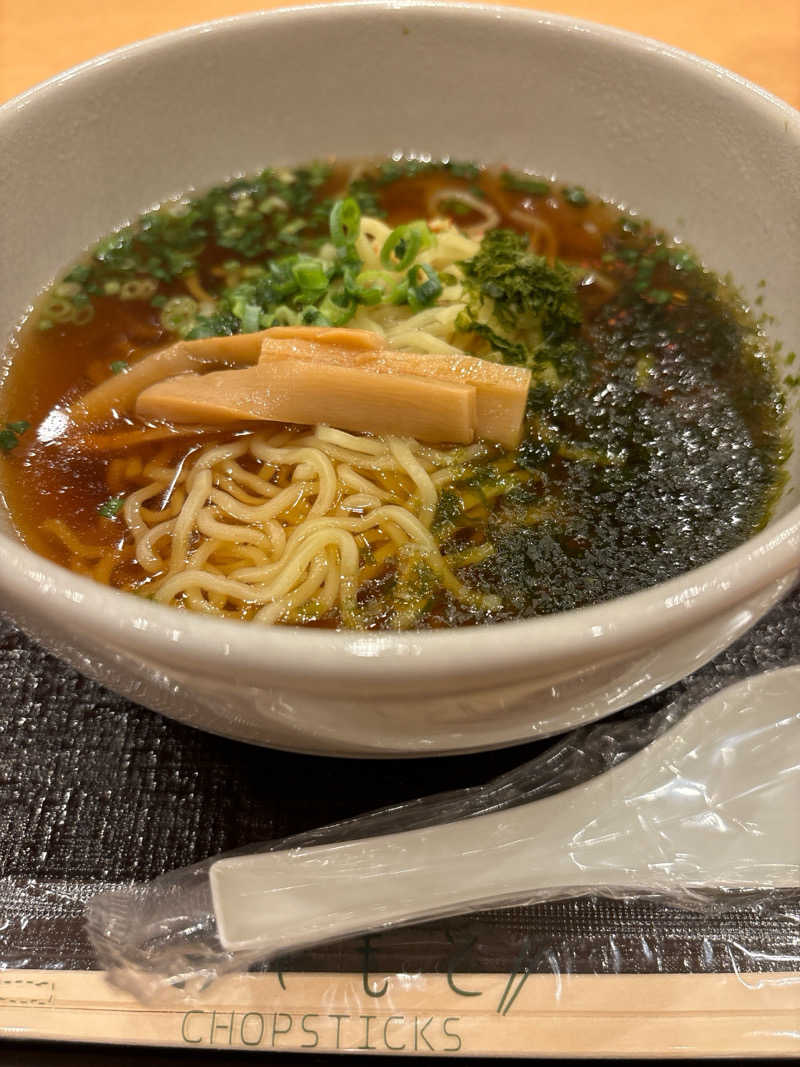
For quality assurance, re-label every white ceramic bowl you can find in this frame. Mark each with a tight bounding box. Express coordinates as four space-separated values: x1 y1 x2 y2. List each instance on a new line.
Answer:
1 3 798 756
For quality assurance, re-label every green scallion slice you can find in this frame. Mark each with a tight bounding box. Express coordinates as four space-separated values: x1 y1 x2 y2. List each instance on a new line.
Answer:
380 221 432 271
238 303 262 333
407 263 443 311
291 257 329 293
329 198 361 247
0 430 18 453
563 186 589 206
318 290 357 326
97 495 125 518
355 270 396 305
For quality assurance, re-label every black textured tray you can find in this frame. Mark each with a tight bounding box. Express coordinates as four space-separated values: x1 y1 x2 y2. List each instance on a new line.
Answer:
3 584 800 977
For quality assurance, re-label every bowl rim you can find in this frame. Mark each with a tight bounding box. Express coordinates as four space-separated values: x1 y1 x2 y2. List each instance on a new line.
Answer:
1 0 798 690
5 0 799 119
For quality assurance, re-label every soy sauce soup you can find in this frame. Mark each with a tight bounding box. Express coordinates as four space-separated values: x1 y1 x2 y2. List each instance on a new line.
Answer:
0 159 787 628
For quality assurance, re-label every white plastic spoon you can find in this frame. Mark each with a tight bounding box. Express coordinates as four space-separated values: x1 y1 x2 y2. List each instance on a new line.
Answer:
210 666 800 957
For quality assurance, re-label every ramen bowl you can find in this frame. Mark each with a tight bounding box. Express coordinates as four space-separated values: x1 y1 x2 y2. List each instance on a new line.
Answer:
0 2 798 755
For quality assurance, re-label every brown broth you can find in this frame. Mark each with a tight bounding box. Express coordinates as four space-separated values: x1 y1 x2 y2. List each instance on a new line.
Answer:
0 160 787 625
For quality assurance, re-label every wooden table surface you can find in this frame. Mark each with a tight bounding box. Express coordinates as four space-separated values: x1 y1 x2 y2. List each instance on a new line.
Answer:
1 0 799 109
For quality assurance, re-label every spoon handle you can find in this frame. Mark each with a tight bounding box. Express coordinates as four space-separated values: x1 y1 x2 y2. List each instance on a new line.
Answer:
210 667 800 957
211 803 591 954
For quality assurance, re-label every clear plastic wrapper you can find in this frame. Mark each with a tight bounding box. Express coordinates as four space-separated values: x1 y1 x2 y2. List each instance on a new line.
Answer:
86 641 800 1004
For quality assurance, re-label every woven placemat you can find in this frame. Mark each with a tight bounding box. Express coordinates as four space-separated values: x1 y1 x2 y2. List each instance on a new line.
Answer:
2 584 800 978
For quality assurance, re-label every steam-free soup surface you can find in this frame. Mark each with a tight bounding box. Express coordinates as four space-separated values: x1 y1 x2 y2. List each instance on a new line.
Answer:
0 159 787 628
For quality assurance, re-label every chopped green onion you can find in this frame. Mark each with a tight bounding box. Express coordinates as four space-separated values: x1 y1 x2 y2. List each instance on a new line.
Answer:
355 269 396 305
258 196 287 215
97 495 125 518
65 264 92 285
0 421 28 453
279 218 307 240
407 263 443 311
160 295 198 336
382 231 417 271
563 186 589 206
110 360 130 375
53 281 82 300
390 278 409 305
619 215 642 235
300 305 329 326
291 257 329 293
239 303 262 333
380 221 433 271
501 172 551 196
668 249 698 273
229 290 257 327
0 430 19 453
37 319 54 331
120 278 158 301
318 290 357 326
268 259 298 298
269 305 299 326
186 310 239 339
44 298 76 324
647 289 672 304
329 198 361 247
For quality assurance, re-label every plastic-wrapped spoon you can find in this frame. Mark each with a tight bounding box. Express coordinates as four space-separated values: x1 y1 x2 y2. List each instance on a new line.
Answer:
210 666 800 957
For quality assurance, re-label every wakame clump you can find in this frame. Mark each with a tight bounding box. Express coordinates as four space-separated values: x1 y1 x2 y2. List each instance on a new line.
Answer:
457 229 583 368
